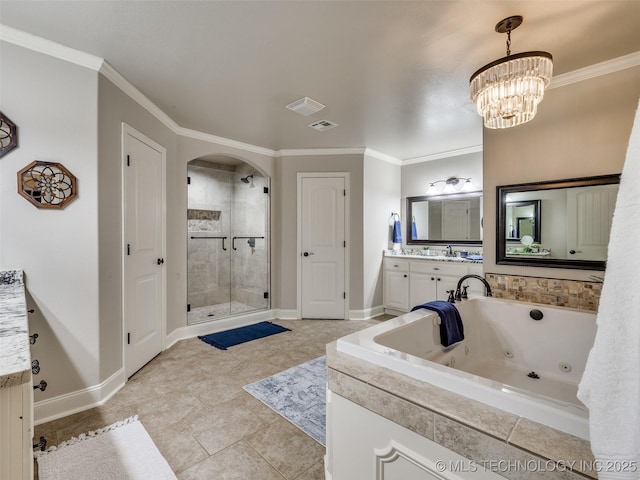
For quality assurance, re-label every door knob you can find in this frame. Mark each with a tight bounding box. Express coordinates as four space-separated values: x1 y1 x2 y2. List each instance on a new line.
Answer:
157 258 165 265
303 252 314 257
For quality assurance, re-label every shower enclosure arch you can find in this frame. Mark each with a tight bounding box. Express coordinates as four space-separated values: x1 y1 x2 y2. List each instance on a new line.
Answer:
187 155 270 324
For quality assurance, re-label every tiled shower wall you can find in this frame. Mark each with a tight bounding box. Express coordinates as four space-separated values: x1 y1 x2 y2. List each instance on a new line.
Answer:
187 160 269 317
486 273 603 312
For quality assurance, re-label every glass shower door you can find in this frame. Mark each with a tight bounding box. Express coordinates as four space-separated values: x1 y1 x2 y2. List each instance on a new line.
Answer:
230 172 270 314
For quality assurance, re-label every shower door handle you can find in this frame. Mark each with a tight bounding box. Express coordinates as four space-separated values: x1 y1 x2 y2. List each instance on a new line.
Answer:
222 237 227 251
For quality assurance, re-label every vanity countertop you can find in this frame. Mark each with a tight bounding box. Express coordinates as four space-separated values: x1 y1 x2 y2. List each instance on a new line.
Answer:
0 270 31 388
384 251 483 264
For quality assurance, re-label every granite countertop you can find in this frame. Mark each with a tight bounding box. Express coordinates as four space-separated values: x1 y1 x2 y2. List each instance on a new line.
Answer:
384 251 483 264
0 270 31 388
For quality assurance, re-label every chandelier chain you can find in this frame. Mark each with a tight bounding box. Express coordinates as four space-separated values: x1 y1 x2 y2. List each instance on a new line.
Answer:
506 29 512 56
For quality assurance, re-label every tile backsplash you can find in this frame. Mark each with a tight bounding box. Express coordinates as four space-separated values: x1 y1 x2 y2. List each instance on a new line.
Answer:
486 273 602 312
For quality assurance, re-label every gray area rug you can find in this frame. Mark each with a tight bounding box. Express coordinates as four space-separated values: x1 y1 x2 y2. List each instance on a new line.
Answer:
243 356 326 445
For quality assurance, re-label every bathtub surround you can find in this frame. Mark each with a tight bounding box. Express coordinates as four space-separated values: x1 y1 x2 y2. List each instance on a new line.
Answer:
486 273 602 311
243 356 327 446
327 343 596 479
578 99 640 476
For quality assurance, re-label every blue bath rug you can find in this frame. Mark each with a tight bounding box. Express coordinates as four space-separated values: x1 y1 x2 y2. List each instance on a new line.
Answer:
198 321 291 350
243 356 326 446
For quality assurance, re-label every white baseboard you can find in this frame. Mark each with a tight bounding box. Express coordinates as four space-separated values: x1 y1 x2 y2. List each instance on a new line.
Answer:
349 305 384 320
276 309 300 320
165 309 278 349
34 368 125 425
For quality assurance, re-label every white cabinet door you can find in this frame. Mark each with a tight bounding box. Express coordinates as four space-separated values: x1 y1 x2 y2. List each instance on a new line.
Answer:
409 273 437 309
436 275 459 301
384 270 410 311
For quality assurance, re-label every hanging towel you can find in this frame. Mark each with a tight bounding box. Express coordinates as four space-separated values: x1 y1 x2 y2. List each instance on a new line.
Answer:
411 300 464 347
577 98 640 477
411 216 418 240
392 216 403 244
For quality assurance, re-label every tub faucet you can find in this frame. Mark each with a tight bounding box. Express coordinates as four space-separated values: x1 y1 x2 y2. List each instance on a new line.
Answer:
455 274 493 300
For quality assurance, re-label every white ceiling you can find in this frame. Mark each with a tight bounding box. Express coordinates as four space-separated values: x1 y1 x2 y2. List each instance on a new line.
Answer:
2 1 640 161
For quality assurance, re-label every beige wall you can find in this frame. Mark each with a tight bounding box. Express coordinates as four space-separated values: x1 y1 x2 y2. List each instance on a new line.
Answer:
483 66 640 280
97 76 178 379
363 154 402 309
277 154 364 312
1 42 100 400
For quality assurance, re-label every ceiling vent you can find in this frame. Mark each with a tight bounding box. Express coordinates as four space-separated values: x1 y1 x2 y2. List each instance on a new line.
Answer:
308 120 338 131
286 97 325 116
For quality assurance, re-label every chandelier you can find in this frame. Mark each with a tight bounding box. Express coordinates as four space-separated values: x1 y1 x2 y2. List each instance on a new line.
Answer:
469 15 553 129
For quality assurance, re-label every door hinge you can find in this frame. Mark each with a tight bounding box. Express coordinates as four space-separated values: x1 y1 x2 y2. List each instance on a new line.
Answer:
343 292 346 299
187 176 191 185
264 187 269 194
264 292 269 299
127 333 130 345
343 240 346 248
127 244 130 256
126 155 130 167
343 189 346 196
187 304 191 312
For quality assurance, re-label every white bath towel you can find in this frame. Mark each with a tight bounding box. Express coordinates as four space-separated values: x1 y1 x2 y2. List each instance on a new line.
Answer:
577 98 640 479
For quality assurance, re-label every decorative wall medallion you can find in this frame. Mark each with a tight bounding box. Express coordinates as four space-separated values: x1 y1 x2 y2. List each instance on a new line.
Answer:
17 161 77 209
0 111 18 158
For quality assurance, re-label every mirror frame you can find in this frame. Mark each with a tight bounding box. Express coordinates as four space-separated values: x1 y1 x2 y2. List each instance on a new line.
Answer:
406 191 483 245
505 200 541 243
496 174 621 271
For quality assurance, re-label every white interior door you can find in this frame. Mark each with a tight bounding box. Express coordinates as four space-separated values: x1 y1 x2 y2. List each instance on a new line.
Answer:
566 185 618 261
442 200 470 240
123 125 165 377
300 175 346 319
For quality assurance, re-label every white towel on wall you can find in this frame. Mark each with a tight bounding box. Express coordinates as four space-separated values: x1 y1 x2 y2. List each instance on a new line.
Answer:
577 98 640 479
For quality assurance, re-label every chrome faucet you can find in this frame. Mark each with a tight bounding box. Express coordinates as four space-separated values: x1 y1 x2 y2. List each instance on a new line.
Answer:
454 274 493 301
446 245 454 257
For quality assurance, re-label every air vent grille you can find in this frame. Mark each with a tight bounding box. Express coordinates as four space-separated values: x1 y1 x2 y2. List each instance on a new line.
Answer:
308 120 338 131
286 97 325 116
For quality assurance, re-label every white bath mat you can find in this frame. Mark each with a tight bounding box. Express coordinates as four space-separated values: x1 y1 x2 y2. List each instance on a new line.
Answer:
35 415 176 480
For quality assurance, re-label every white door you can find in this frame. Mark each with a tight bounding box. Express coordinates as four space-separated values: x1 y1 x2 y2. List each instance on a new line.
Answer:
566 185 618 261
300 175 346 319
123 125 165 377
442 200 470 240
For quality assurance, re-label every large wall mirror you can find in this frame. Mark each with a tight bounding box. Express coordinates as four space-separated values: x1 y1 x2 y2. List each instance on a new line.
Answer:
406 191 483 245
497 174 620 270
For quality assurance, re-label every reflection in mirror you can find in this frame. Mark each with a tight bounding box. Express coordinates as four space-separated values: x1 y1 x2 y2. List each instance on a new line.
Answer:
497 174 620 270
505 200 541 243
407 191 482 244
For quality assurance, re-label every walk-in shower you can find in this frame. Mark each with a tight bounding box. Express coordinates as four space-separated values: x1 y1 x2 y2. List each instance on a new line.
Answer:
187 159 270 324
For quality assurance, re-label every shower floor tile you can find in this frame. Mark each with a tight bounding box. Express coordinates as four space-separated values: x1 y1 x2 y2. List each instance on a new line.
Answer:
188 301 259 323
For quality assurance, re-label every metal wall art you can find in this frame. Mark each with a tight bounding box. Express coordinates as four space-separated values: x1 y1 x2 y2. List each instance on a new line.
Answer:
0 111 18 158
17 161 78 209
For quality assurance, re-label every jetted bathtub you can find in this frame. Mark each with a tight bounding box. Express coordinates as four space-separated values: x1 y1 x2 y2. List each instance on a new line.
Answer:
337 296 597 440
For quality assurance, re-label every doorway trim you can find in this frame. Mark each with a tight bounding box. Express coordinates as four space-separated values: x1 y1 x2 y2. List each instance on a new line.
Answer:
296 172 350 320
121 123 167 377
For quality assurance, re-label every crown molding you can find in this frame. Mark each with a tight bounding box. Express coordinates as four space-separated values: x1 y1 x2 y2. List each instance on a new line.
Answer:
177 127 276 157
549 50 640 90
99 61 181 133
364 148 403 165
0 23 104 71
402 145 483 165
277 148 366 157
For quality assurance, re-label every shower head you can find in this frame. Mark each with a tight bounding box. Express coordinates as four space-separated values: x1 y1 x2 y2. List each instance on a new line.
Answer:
240 174 253 184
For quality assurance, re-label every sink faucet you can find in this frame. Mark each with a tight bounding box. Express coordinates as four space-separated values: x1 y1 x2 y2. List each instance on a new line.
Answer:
454 274 493 301
446 245 454 257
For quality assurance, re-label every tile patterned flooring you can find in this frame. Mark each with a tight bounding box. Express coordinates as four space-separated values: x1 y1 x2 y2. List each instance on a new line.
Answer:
35 316 391 479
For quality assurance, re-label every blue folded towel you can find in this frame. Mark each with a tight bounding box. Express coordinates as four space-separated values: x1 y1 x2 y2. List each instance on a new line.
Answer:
411 219 418 240
392 220 403 243
467 254 483 261
411 300 464 347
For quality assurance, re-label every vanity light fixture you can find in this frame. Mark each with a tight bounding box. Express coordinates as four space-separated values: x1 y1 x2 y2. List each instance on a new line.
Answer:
469 15 553 129
427 176 472 194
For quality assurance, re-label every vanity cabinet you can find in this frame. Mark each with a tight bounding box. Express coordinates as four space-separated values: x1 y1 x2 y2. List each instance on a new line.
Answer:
383 257 484 313
0 377 33 480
